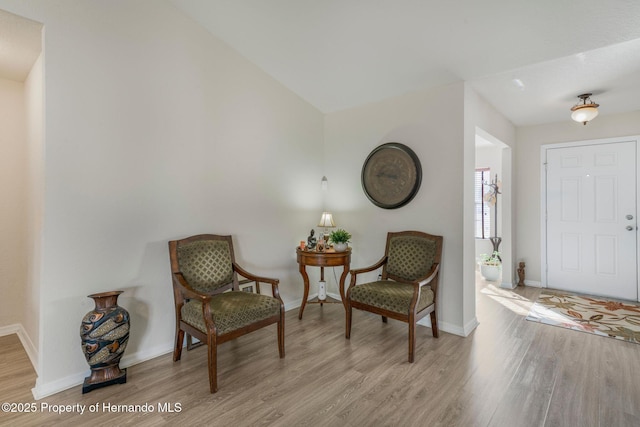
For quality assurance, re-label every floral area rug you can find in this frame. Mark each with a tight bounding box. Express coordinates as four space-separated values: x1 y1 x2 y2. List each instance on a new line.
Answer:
526 290 640 344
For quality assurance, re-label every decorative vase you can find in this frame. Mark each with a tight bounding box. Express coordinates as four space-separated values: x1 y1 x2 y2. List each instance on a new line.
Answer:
333 242 348 252
80 290 129 394
480 264 502 282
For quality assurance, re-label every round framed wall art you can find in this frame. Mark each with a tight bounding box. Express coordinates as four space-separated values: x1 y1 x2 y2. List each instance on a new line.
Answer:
361 142 422 209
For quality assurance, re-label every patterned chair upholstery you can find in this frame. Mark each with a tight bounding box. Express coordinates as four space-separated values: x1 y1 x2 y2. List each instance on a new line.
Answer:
346 231 443 362
169 235 284 393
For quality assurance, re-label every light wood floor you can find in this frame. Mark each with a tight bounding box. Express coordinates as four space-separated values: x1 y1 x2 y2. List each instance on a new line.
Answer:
2 279 640 427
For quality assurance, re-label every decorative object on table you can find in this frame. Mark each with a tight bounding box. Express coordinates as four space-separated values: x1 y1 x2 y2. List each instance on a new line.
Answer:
479 251 501 282
526 291 640 344
317 211 336 242
80 290 129 394
307 229 317 250
329 228 352 252
299 240 306 250
346 231 442 363
570 93 599 125
483 174 502 255
317 238 325 252
517 262 525 286
361 142 422 209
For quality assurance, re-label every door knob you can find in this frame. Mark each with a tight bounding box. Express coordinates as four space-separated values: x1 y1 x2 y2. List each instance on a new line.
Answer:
626 225 635 231
626 214 634 220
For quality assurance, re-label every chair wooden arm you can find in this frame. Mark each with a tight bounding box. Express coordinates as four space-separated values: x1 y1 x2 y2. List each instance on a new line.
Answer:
349 255 388 277
407 262 441 313
348 255 387 290
417 263 440 287
173 272 217 334
233 263 282 300
233 263 279 285
172 272 212 303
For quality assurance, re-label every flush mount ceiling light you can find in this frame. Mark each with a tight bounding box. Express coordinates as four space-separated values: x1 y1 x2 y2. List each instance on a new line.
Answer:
571 93 599 125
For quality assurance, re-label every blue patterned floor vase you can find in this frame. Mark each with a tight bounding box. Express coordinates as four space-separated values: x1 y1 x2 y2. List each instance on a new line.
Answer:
80 290 130 394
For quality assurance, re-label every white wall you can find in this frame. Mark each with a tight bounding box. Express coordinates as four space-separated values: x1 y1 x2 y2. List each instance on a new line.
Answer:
324 82 467 334
464 85 516 329
516 110 640 284
23 52 44 366
0 0 324 398
322 83 515 336
0 77 28 328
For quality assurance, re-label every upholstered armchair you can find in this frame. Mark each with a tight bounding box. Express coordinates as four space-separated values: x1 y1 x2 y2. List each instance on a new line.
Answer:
168 234 284 393
346 231 443 362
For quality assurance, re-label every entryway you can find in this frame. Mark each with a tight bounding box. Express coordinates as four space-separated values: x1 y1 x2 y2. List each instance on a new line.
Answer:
542 137 639 301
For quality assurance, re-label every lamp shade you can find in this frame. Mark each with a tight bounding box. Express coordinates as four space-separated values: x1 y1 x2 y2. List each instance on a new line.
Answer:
570 93 599 125
317 212 336 228
571 105 599 124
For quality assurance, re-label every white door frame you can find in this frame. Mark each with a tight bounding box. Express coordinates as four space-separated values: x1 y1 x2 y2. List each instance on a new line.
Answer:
540 135 640 301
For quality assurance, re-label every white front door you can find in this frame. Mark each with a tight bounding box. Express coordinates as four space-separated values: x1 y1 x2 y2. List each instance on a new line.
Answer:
545 140 638 300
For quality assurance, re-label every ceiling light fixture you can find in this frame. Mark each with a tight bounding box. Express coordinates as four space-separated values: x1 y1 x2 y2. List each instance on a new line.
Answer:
571 93 599 125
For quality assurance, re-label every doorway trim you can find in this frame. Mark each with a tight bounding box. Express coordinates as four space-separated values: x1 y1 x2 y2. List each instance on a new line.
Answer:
540 135 640 301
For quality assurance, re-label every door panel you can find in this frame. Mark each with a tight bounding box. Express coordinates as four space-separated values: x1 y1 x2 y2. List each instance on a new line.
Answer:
546 141 637 300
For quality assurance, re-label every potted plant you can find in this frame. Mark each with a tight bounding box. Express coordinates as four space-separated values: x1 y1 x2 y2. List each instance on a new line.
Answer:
479 251 501 281
329 229 351 252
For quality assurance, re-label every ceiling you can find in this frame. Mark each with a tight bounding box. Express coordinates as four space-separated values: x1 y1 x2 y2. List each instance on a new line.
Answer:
169 0 640 126
3 2 640 126
0 9 41 82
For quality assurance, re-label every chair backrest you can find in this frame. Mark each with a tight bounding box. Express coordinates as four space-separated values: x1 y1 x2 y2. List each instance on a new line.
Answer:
383 231 443 284
169 234 238 293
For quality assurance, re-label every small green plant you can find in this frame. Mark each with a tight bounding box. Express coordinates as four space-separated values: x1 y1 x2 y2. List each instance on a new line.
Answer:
329 229 352 244
480 251 501 266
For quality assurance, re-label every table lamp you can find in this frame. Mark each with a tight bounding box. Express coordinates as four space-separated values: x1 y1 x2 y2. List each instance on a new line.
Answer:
318 212 335 243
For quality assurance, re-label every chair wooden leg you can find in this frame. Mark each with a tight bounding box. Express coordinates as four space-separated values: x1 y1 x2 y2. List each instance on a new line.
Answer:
408 321 416 363
382 316 387 323
173 328 184 362
278 311 285 358
430 310 439 338
207 333 218 393
345 303 352 339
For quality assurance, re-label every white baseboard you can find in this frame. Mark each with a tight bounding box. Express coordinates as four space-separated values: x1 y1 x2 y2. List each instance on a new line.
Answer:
0 323 38 374
416 317 432 328
31 295 316 400
462 317 480 336
416 316 478 337
32 372 86 400
524 280 543 288
290 292 478 338
500 281 517 290
30 290 483 399
326 291 341 302
284 298 302 312
32 341 175 400
0 323 20 337
120 342 174 369
284 292 342 312
291 293 478 338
